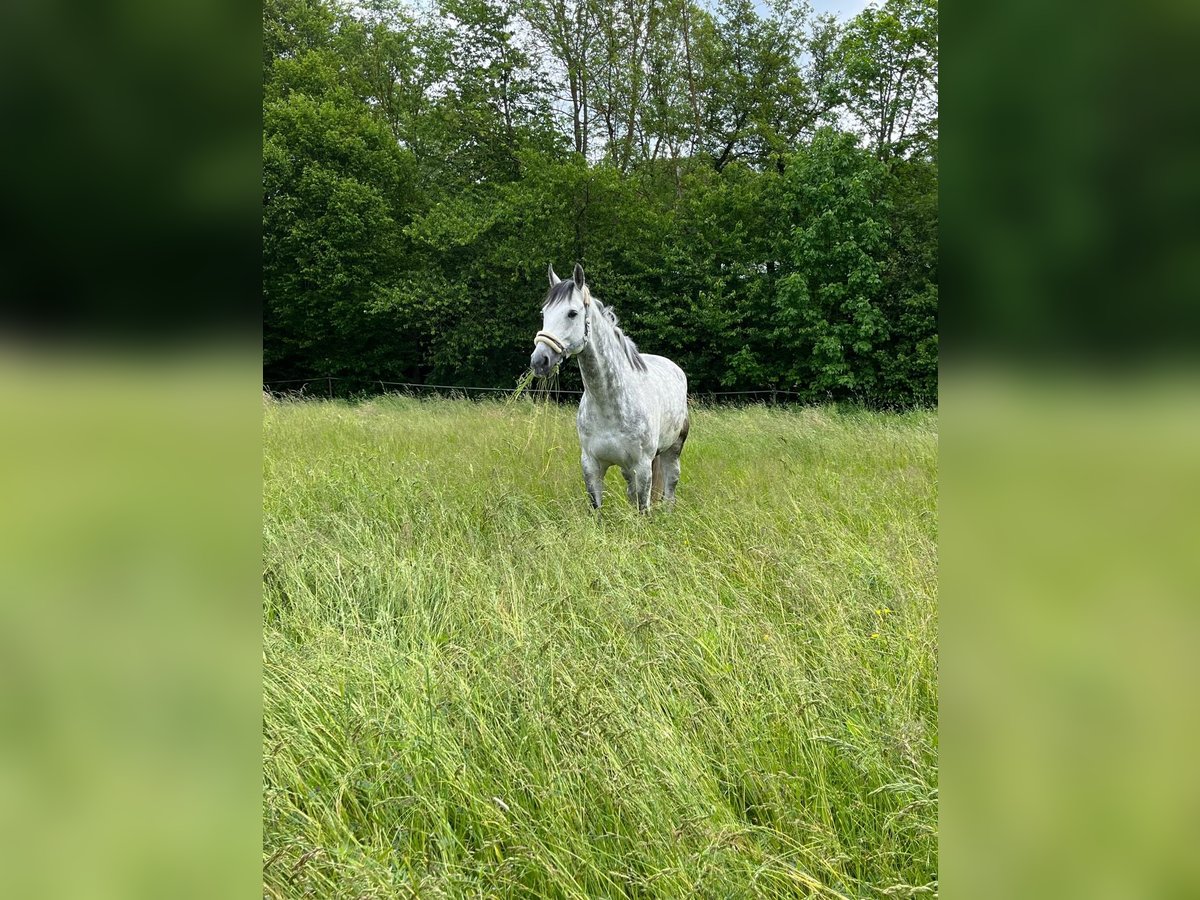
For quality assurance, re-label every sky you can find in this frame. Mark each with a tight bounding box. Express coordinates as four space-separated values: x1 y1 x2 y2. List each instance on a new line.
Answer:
748 0 874 19
811 0 873 18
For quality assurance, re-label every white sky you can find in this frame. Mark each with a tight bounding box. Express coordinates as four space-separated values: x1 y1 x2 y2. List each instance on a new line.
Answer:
810 0 873 18
745 0 874 19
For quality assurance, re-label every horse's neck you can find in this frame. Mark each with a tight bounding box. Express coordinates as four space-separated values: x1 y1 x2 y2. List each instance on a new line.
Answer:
576 311 631 410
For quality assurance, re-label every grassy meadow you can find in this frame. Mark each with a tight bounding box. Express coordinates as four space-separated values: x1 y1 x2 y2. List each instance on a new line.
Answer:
263 395 938 898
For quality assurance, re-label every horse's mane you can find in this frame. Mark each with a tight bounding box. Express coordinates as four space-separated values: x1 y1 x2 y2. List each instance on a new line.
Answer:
542 280 576 309
542 282 648 373
594 298 649 373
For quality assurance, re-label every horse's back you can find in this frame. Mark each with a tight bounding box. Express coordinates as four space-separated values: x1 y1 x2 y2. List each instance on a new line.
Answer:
642 354 687 394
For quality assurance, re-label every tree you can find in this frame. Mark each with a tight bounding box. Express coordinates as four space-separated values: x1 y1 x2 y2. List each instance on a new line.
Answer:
260 0 938 405
773 131 891 398
263 91 419 380
523 0 600 157
836 0 938 161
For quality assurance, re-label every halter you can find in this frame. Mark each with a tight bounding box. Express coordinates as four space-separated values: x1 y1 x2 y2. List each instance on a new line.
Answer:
534 285 591 358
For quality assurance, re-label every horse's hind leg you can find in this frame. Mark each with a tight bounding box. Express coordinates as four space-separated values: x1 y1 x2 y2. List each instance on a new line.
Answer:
661 453 682 503
650 455 665 503
661 417 689 503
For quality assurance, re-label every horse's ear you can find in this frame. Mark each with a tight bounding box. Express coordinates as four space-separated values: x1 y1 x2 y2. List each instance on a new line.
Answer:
573 263 586 288
548 264 560 287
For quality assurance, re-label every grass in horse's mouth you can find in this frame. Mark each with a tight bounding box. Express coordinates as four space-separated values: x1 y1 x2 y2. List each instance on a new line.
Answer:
509 366 562 403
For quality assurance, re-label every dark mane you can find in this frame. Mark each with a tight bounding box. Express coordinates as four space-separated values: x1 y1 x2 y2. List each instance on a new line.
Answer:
542 280 577 309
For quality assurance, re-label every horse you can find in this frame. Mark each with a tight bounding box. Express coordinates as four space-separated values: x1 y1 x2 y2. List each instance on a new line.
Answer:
530 263 689 512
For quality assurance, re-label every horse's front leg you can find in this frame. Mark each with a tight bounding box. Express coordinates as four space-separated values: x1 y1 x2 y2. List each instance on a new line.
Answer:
623 458 654 513
581 454 607 509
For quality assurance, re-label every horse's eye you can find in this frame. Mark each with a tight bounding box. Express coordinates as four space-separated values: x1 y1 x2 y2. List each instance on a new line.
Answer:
567 310 578 319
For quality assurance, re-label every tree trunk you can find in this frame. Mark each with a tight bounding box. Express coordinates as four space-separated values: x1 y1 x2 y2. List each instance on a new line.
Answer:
570 74 583 153
680 0 703 152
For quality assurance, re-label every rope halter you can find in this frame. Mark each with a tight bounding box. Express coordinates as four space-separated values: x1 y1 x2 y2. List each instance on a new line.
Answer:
533 330 566 355
534 285 591 358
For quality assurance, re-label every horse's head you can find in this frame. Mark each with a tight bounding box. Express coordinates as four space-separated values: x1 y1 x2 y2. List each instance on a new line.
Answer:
531 263 590 376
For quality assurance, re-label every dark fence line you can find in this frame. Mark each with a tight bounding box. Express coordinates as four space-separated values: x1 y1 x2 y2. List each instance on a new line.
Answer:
263 376 805 403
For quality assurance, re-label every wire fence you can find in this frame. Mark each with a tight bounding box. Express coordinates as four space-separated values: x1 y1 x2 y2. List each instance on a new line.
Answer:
262 375 807 403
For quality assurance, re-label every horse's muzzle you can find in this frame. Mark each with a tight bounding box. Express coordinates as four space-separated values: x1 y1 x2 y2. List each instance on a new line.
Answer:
531 346 561 376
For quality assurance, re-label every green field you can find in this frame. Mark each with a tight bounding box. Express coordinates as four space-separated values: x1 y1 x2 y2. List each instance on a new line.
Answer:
263 396 938 898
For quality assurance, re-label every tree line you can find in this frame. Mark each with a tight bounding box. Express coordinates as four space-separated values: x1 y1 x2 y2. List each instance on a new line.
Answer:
264 0 937 405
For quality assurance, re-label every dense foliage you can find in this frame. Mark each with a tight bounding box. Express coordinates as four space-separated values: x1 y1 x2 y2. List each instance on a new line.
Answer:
264 0 937 405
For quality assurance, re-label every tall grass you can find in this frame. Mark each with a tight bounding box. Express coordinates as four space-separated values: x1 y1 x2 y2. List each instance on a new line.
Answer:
263 396 938 898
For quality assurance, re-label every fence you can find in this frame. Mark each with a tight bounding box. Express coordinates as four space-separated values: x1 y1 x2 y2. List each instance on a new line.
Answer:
262 376 806 403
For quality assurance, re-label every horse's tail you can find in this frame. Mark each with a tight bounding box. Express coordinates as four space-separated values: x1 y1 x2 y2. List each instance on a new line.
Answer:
651 453 665 503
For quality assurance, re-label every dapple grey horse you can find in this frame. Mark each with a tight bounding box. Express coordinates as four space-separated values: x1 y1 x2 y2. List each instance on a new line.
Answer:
531 263 689 511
